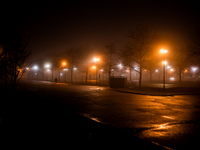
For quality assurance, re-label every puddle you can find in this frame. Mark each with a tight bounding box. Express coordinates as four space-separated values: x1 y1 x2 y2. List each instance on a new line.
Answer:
140 123 174 137
162 116 175 120
82 113 102 123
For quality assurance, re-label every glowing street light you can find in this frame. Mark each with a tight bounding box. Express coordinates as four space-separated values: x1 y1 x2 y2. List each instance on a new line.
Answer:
93 57 100 62
93 57 100 85
184 69 188 73
160 49 168 54
32 65 39 80
33 65 38 70
192 67 198 80
44 63 53 81
192 67 198 72
44 63 51 69
162 61 167 65
61 61 67 67
167 65 171 69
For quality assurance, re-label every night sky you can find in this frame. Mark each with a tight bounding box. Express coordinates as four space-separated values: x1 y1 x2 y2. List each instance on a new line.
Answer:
1 1 200 59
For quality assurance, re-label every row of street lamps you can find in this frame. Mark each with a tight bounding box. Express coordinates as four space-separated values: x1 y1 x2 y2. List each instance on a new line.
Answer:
31 57 101 84
29 50 198 87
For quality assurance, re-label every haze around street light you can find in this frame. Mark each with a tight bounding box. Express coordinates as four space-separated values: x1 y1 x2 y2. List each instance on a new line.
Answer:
45 63 51 69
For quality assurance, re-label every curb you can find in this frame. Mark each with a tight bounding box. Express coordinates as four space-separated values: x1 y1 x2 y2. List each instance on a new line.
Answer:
114 89 200 96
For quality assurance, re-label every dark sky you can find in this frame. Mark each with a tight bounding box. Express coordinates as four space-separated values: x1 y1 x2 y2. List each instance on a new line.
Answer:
1 1 200 58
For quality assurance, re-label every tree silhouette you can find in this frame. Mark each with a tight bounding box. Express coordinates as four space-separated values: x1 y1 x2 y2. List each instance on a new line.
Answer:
0 30 31 88
170 47 191 84
101 44 118 84
122 27 158 87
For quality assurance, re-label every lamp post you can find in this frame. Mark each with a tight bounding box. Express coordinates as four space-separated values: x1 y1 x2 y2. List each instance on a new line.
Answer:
93 57 100 85
60 61 67 82
44 63 51 81
33 65 38 80
192 67 198 80
160 49 168 89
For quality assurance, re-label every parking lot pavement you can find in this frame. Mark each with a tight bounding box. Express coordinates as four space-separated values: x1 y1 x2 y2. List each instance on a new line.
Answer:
0 87 168 149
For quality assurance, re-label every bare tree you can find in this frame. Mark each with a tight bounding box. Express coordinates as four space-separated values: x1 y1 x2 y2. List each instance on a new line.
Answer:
144 55 159 82
120 44 135 83
122 27 158 87
64 47 84 83
170 47 191 84
187 28 200 67
101 44 118 84
189 28 200 56
0 30 31 88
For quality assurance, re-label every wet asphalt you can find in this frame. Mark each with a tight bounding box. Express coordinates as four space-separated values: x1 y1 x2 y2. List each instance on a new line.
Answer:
1 80 200 149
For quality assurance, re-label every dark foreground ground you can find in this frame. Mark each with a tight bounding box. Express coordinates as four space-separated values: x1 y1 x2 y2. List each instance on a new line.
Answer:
1 80 200 149
0 87 168 149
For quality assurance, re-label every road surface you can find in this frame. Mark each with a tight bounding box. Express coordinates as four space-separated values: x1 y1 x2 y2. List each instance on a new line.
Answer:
3 80 200 149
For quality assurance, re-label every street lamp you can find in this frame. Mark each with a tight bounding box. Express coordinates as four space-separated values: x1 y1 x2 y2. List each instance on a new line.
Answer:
160 49 168 89
93 58 100 62
61 61 67 67
33 65 38 70
192 67 198 80
93 57 100 85
44 63 53 81
44 63 51 69
32 65 39 80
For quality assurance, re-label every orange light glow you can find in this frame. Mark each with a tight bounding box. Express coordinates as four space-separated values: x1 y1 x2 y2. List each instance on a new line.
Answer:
93 57 100 62
61 61 67 67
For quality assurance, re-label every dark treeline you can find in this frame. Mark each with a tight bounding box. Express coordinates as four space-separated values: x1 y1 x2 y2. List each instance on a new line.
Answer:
1 26 200 88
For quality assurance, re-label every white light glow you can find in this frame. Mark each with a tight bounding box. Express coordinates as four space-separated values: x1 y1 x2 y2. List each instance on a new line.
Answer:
118 64 123 69
33 65 38 70
167 66 171 69
93 58 100 62
160 49 168 54
162 61 167 65
45 63 51 69
192 67 198 72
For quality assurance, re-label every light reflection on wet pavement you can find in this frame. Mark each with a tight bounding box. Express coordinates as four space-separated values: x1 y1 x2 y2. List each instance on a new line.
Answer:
77 87 200 149
21 81 200 149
